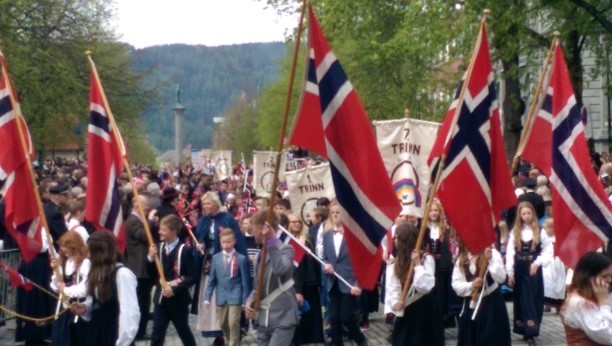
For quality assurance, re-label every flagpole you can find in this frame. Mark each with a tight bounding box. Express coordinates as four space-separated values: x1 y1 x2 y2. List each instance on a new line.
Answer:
0 52 63 284
278 227 354 288
469 252 489 307
510 32 559 175
86 52 169 291
254 0 308 311
440 10 490 151
398 9 491 307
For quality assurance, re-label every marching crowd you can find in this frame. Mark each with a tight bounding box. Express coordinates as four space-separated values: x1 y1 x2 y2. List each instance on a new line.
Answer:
0 152 612 346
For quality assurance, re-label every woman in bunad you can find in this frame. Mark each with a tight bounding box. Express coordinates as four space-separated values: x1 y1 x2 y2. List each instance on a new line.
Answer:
561 252 612 345
505 201 548 346
71 231 139 346
426 199 459 328
452 242 510 345
387 223 444 346
287 212 324 346
193 191 246 345
50 231 91 345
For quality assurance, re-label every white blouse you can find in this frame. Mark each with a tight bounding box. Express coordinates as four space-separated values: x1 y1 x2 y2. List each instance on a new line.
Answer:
562 293 612 345
386 254 436 317
452 248 506 297
505 225 551 277
51 257 91 300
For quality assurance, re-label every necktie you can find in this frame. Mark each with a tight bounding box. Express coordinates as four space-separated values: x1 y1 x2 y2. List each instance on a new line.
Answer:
224 254 231 270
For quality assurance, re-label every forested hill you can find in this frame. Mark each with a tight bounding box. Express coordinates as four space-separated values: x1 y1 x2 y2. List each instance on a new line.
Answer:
131 42 285 152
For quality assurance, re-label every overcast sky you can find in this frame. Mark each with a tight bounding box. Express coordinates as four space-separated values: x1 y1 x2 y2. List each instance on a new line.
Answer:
113 0 296 48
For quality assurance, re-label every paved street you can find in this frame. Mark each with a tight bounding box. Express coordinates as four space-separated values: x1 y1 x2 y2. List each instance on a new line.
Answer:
0 302 566 345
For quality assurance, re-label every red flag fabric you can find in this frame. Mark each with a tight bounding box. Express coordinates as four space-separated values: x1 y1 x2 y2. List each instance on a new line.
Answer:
427 25 517 254
289 5 400 289
277 227 306 267
520 43 612 268
86 67 126 251
0 50 42 262
0 263 33 291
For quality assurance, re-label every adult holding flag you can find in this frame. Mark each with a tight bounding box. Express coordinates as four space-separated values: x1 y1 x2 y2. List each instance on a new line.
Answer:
517 38 612 268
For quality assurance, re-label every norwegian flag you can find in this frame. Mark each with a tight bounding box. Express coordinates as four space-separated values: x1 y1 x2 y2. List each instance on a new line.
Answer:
519 43 612 268
289 5 400 289
86 62 126 251
0 50 42 262
0 263 33 291
427 24 517 254
276 227 305 267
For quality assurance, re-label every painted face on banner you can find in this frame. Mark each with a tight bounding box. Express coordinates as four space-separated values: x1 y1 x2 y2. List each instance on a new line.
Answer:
390 160 421 209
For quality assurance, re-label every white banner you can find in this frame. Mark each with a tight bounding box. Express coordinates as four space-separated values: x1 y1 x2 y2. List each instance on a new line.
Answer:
374 118 440 217
253 151 287 197
285 163 335 224
213 150 232 181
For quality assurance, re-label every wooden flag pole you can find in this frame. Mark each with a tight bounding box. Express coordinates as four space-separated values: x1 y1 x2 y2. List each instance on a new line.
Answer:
254 0 308 311
398 9 491 307
86 52 169 291
510 32 559 176
0 54 62 283
398 154 445 303
470 252 489 305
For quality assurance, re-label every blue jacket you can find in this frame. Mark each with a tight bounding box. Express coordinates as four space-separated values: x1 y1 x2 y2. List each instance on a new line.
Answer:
205 251 251 305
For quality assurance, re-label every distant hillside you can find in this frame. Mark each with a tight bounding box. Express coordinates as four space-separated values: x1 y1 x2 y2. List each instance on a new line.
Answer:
131 42 285 152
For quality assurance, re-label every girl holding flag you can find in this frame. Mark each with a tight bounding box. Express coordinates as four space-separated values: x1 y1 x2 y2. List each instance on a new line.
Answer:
50 230 91 346
452 242 510 345
388 223 444 346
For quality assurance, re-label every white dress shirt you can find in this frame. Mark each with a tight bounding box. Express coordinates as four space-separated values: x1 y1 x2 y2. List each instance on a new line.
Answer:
451 249 506 297
562 292 612 344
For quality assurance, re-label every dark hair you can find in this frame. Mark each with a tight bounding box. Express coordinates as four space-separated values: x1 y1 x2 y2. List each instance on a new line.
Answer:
274 198 291 211
312 206 329 222
279 213 289 229
316 197 331 208
160 214 182 233
251 209 279 230
570 252 612 303
394 223 421 283
87 231 124 303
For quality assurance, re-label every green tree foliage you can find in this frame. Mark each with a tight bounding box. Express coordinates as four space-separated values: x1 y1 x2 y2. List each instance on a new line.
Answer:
216 96 259 163
131 42 285 152
0 0 156 164
255 0 611 157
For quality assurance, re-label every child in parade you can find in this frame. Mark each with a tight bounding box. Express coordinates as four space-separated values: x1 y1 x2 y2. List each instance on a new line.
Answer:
388 222 444 346
244 210 299 345
505 201 547 346
148 215 198 346
452 243 511 345
71 231 140 346
561 252 612 345
203 228 251 346
288 212 325 345
426 200 459 328
50 230 91 346
321 201 368 346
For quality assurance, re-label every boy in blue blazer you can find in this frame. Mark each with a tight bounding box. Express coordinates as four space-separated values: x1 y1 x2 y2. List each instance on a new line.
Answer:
204 228 251 346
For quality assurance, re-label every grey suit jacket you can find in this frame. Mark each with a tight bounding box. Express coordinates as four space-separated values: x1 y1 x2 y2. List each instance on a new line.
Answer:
124 214 149 278
204 251 251 305
247 239 299 328
322 230 357 294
